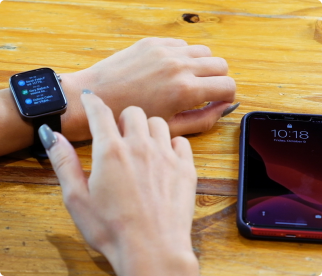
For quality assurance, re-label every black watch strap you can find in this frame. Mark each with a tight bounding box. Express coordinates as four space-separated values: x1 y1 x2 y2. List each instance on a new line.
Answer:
29 114 61 158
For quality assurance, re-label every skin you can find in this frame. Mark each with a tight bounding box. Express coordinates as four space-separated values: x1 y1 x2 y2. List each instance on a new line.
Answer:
0 37 236 156
45 93 200 276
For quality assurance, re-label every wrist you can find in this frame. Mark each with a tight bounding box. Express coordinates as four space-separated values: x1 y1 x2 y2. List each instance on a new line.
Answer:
59 70 91 141
111 249 199 276
0 88 33 155
59 66 118 142
102 236 199 276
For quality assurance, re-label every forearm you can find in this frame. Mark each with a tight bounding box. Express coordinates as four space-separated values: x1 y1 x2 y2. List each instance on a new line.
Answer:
0 87 33 155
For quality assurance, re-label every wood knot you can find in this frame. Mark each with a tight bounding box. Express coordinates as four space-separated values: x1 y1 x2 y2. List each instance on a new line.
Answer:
314 20 322 44
182 13 200 23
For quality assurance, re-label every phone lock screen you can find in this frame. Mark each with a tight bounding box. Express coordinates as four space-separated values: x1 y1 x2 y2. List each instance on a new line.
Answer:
238 112 322 241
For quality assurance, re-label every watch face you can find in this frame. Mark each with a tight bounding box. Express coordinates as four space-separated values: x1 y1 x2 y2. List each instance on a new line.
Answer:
9 68 67 117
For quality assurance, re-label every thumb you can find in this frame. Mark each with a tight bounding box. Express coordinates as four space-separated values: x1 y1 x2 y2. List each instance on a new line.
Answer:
168 101 240 137
38 124 88 205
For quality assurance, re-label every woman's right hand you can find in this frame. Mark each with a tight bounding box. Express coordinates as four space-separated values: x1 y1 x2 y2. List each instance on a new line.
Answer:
41 92 200 276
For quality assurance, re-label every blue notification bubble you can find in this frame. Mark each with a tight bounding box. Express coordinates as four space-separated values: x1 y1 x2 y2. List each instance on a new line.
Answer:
18 80 26 86
25 98 33 105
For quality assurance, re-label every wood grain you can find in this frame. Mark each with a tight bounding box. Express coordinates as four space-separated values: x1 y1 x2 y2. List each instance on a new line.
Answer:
0 183 321 275
1 0 322 275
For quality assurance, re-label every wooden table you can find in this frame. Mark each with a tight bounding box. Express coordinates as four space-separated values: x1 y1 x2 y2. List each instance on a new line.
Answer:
1 0 322 275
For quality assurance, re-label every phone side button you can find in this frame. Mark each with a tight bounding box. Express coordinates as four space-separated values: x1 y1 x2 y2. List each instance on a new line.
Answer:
285 234 297 238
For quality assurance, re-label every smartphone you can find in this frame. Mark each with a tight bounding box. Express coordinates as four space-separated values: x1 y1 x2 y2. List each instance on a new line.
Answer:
237 111 322 242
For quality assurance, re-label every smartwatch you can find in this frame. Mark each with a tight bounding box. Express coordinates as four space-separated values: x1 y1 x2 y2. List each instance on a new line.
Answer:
9 68 67 158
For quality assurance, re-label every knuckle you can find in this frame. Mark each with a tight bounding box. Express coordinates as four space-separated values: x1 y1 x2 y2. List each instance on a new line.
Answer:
176 38 188 46
200 118 214 132
148 116 167 126
175 78 192 95
150 46 169 59
168 153 179 167
125 105 144 113
85 230 106 252
138 37 160 46
176 136 191 148
139 138 154 152
224 76 237 98
198 45 212 56
99 139 127 160
63 188 81 210
217 57 229 74
163 57 185 73
121 106 146 119
139 37 188 47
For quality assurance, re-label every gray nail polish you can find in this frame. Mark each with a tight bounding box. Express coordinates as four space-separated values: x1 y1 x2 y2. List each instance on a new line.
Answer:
38 124 57 150
221 102 240 117
82 89 94 94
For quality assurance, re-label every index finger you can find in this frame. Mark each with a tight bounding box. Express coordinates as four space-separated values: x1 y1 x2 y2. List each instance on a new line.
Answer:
81 91 121 142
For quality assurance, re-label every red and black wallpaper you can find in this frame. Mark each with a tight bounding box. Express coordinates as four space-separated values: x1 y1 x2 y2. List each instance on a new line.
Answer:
245 115 322 229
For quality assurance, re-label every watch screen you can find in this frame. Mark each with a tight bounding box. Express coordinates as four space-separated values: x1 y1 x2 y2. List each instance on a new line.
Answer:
243 113 322 230
10 68 67 117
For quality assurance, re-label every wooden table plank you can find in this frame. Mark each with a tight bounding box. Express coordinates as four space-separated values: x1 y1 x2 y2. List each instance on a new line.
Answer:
0 183 113 275
0 183 321 275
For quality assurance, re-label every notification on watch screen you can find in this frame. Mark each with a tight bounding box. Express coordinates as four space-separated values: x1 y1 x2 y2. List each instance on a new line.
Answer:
10 68 67 117
17 73 60 106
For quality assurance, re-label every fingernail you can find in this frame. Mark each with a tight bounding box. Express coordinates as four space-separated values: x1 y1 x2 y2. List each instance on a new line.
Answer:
221 102 240 117
38 124 57 150
82 89 94 94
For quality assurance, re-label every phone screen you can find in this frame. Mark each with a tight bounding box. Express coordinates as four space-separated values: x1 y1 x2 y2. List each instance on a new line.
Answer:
244 113 322 230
